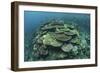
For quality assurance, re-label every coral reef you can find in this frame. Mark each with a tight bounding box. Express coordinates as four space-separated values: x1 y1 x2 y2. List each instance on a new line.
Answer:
27 20 90 61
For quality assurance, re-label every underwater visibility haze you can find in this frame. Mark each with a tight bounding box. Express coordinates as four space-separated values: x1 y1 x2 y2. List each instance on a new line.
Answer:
24 11 90 61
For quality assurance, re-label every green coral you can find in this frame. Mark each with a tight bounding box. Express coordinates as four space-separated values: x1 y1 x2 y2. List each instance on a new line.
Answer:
61 44 74 52
28 20 90 61
53 33 72 42
42 33 62 47
71 37 80 45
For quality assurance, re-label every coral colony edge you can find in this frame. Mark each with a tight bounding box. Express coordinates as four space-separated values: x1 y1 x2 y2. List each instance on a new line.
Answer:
24 11 90 62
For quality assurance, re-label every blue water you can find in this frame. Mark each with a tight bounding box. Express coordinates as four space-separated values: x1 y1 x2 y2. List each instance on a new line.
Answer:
24 11 90 61
24 11 90 35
